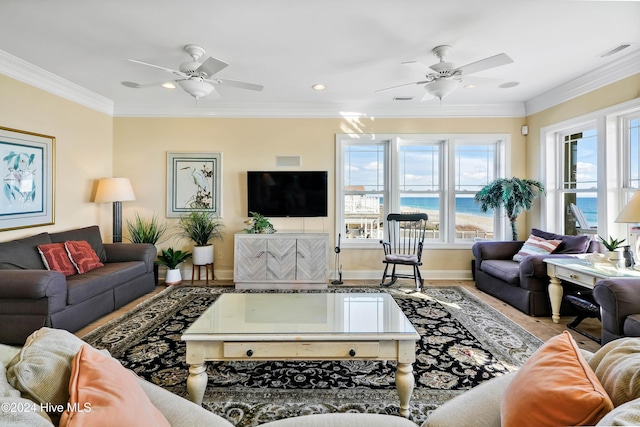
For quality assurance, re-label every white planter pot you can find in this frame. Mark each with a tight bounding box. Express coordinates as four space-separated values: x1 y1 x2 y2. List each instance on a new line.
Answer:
165 268 182 285
193 245 214 265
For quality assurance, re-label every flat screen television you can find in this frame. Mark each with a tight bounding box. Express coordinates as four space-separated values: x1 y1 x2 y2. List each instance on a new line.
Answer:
247 171 328 217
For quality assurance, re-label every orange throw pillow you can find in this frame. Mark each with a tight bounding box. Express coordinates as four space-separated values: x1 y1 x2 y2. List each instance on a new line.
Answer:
501 331 613 427
59 344 169 427
37 243 76 276
64 240 103 274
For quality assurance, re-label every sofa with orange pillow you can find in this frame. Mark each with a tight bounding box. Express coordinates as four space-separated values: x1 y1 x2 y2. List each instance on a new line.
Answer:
0 226 156 345
423 331 640 427
0 328 417 427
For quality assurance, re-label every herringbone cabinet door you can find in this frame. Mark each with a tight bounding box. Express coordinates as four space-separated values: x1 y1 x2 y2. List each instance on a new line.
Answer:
296 238 326 281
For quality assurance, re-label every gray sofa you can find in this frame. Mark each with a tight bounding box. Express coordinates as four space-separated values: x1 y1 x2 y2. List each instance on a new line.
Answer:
594 278 640 344
472 228 601 316
0 226 156 345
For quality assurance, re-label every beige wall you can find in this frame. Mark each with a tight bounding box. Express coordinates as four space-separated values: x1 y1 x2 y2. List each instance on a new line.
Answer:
114 116 526 279
0 75 113 242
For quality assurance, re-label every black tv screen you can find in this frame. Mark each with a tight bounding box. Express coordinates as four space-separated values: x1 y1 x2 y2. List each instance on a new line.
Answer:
247 171 328 217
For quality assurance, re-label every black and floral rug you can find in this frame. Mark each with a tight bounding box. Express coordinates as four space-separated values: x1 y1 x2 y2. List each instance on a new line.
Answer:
82 286 541 426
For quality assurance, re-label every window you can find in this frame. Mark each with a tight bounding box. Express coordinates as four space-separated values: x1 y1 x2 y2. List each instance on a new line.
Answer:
541 98 640 239
560 129 598 234
336 134 509 248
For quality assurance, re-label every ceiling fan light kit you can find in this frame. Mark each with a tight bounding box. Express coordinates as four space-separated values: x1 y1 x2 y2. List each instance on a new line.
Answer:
424 78 460 100
178 79 214 100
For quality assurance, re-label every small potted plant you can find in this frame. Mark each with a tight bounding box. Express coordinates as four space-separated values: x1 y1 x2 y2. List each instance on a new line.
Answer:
244 211 276 234
156 247 192 285
126 212 168 284
178 210 225 266
598 235 626 265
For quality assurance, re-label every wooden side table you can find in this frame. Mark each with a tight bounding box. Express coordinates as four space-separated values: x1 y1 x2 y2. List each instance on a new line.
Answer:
191 263 214 284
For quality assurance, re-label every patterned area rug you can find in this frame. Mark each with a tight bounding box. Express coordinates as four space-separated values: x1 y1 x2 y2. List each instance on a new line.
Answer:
83 286 542 426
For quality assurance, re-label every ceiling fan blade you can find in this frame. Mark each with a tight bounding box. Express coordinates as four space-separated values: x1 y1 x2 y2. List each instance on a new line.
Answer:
196 57 229 77
455 53 513 76
375 80 430 93
126 59 187 77
401 60 432 72
208 78 264 91
121 80 176 89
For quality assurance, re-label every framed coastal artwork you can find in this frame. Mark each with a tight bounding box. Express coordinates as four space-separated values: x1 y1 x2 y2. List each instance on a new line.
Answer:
166 152 222 218
0 126 55 231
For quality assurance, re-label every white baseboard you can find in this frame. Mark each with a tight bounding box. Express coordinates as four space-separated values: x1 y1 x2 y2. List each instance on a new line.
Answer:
168 267 473 283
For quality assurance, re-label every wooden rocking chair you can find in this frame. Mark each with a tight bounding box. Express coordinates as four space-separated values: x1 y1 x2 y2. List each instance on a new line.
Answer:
380 213 428 290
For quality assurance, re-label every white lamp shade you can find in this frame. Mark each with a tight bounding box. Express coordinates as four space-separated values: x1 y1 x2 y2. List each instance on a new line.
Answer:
94 178 136 203
616 192 640 223
425 79 460 100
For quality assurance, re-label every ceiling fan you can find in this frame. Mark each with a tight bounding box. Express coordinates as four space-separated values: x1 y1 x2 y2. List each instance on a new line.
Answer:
122 44 264 100
376 45 513 101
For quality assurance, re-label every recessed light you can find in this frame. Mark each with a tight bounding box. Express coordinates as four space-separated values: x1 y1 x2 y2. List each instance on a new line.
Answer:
162 82 176 89
499 81 520 89
311 84 327 91
464 84 477 89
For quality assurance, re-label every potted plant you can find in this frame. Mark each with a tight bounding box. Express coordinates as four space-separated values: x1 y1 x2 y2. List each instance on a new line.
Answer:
126 212 168 284
244 211 276 234
598 235 626 265
156 248 192 285
126 212 168 245
474 177 545 240
178 210 225 266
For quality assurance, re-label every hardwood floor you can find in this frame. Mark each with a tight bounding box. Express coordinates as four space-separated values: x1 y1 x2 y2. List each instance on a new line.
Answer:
75 279 602 353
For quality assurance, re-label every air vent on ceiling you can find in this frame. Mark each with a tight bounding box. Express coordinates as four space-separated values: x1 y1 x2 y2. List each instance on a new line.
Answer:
393 96 414 101
599 43 631 58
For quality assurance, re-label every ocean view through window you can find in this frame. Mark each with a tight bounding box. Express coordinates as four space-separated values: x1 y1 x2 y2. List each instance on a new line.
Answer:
337 134 509 246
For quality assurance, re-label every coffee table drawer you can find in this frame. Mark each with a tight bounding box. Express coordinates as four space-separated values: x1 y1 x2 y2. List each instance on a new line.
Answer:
555 266 597 288
223 342 380 359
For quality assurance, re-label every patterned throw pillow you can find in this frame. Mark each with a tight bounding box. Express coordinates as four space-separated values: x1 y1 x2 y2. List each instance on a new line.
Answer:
64 240 104 274
37 243 76 276
513 234 562 262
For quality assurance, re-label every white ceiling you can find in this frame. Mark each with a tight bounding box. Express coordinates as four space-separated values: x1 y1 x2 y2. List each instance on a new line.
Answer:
0 0 639 117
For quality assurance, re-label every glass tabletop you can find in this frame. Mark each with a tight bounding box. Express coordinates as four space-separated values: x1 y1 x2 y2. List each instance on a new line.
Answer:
183 293 418 337
544 257 640 278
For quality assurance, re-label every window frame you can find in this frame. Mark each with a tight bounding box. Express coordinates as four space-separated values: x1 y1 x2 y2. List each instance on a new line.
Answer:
336 133 510 249
540 98 640 239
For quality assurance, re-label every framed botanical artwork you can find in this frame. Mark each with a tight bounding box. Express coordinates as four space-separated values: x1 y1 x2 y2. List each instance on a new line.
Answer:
0 126 55 231
167 152 222 218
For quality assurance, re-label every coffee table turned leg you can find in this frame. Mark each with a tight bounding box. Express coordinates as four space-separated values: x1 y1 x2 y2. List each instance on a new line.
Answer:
186 363 208 405
396 362 415 418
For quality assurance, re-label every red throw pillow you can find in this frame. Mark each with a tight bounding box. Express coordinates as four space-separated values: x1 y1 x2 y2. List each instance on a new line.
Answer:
64 241 104 274
37 243 76 276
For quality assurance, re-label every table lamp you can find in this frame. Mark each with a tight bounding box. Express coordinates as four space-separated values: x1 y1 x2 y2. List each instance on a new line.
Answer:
94 178 136 243
615 191 640 262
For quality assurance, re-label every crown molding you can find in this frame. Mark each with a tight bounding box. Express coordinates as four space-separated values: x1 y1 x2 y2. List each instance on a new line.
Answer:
113 102 526 118
525 49 640 116
0 50 114 115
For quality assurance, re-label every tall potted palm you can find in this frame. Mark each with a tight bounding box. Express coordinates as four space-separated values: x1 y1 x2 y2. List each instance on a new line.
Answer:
474 177 545 241
178 210 225 265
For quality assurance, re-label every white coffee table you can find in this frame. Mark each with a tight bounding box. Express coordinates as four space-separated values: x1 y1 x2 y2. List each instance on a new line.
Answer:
181 292 420 417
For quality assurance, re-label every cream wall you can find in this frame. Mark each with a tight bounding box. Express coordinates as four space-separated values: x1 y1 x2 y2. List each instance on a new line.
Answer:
524 73 640 229
114 116 526 279
0 75 113 242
